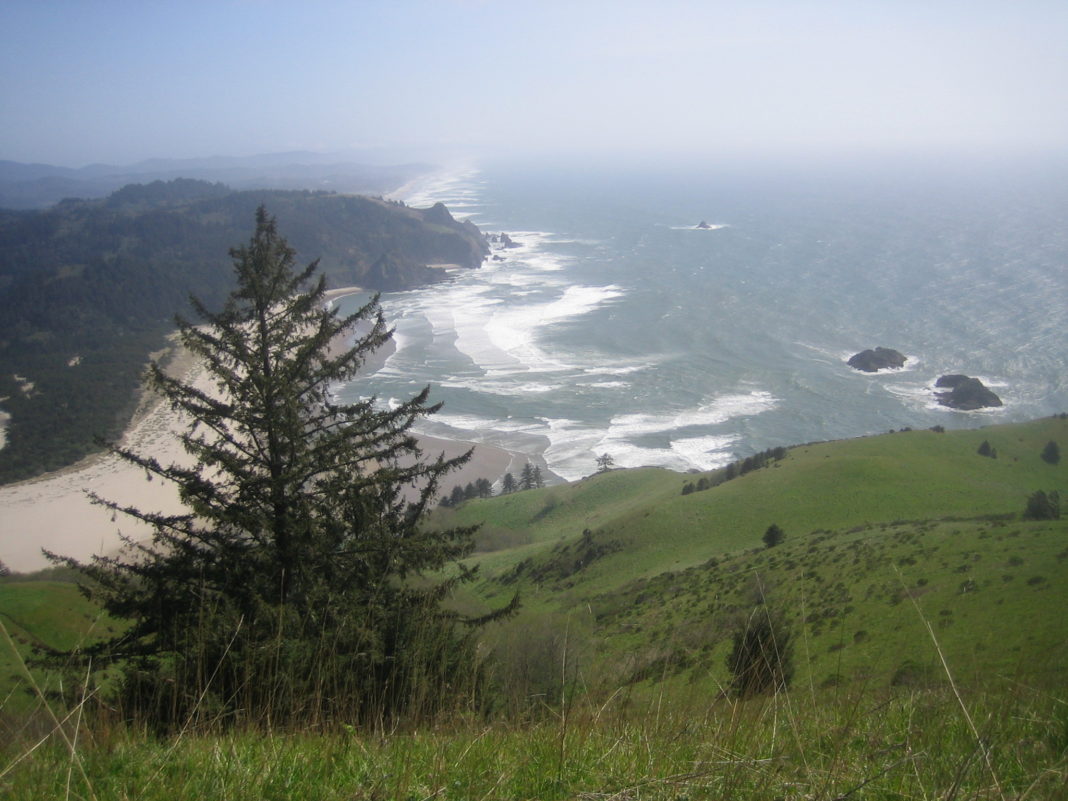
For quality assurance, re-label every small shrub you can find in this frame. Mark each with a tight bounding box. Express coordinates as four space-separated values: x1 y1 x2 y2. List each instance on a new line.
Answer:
891 659 933 688
726 605 794 697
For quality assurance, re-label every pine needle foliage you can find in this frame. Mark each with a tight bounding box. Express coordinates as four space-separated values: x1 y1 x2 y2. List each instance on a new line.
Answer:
45 207 502 730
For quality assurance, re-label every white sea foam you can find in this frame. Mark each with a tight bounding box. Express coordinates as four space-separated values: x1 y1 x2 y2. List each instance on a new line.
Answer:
670 434 740 471
608 392 777 437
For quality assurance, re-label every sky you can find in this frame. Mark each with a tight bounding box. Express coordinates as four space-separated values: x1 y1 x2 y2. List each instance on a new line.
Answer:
2 0 1067 167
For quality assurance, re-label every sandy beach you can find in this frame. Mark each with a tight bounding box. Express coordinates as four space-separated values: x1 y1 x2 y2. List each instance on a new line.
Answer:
0 301 523 574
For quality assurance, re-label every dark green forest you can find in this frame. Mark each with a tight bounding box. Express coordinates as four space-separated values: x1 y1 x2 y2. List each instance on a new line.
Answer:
0 179 487 482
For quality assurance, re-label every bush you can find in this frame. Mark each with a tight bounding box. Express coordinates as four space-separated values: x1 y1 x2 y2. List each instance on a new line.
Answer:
726 605 794 696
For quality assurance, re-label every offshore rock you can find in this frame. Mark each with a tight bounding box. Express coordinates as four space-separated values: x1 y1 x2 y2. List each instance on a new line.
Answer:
848 347 907 372
934 375 1003 410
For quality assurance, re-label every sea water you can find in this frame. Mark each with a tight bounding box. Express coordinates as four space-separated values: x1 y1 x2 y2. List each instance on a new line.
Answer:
334 157 1068 482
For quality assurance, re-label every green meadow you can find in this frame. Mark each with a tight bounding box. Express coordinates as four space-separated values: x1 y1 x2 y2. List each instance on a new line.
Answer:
2 416 1066 799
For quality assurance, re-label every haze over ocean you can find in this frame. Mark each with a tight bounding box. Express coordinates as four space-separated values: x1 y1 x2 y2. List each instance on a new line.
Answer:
335 158 1068 483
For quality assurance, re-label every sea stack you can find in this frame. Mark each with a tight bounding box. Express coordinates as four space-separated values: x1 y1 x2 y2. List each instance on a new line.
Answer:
847 347 907 372
934 375 1003 410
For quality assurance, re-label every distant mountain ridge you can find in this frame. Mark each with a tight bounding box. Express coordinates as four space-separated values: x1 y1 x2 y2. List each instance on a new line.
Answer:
0 178 487 482
0 153 433 209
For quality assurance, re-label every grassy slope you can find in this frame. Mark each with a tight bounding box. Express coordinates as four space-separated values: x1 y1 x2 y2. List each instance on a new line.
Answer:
0 580 113 714
1 417 1066 798
437 416 1068 692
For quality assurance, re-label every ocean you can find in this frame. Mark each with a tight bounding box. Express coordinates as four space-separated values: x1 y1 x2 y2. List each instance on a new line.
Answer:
334 157 1068 483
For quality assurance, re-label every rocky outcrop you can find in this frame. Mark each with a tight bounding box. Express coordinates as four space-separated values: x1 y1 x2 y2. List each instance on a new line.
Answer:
488 232 520 249
848 347 907 372
696 221 713 229
934 375 1003 410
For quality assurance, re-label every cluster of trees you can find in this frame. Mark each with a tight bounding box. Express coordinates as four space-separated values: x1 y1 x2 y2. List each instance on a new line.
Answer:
439 477 494 507
42 210 512 730
439 463 545 508
681 446 789 495
0 180 487 483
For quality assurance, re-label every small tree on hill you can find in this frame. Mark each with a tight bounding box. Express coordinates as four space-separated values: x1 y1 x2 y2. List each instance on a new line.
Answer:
1024 490 1061 520
44 207 511 729
596 453 614 473
1041 440 1060 465
501 472 516 494
520 462 536 490
762 523 785 548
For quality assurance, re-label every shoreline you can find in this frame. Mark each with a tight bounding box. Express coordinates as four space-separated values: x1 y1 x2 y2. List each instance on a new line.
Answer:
0 324 530 574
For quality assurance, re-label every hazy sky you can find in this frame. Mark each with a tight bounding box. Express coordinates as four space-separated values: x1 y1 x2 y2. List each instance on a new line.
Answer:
2 0 1067 167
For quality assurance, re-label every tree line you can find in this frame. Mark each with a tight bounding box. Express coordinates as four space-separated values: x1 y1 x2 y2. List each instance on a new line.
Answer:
681 446 789 495
439 463 545 508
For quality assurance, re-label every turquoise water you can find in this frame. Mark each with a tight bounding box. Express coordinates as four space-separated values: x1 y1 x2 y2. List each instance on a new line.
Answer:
336 158 1068 482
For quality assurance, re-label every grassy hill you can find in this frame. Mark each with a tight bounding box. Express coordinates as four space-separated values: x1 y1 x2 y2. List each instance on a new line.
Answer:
1 416 1065 798
428 416 1068 700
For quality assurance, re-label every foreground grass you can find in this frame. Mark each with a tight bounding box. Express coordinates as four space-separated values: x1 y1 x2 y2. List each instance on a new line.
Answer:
2 681 1065 800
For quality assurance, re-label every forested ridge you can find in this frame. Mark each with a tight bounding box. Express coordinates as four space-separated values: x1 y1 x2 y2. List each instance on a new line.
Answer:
0 179 487 482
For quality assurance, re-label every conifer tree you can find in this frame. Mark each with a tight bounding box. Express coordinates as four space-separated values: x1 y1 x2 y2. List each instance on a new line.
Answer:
46 208 506 728
501 472 516 494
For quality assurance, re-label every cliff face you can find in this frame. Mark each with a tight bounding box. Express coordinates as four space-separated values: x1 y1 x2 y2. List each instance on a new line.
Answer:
0 180 487 481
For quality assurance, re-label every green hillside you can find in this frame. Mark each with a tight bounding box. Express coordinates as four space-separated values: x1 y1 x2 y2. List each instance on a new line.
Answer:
433 416 1068 699
1 416 1065 798
0 577 116 716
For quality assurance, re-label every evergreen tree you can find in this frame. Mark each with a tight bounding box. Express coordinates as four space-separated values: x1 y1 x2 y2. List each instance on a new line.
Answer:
1041 440 1061 465
762 523 785 548
45 208 508 729
532 465 544 489
501 472 516 494
520 462 536 490
475 477 493 498
1024 489 1061 520
596 453 614 473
